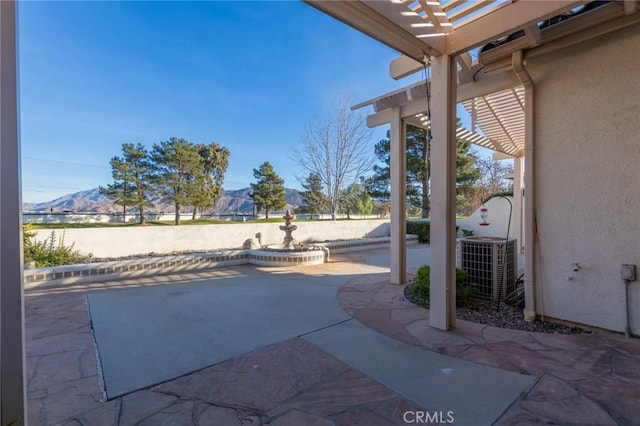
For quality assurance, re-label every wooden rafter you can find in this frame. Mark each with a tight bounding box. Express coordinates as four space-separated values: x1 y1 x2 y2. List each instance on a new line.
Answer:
417 0 447 33
511 87 525 111
480 95 520 151
304 0 437 61
448 1 495 24
442 0 467 13
446 0 585 55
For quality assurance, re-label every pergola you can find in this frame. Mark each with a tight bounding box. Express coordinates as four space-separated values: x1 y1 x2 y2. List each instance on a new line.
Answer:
304 0 640 331
1 0 639 421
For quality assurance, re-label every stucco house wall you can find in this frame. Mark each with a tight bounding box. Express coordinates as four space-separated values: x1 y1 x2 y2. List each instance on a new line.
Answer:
527 23 640 332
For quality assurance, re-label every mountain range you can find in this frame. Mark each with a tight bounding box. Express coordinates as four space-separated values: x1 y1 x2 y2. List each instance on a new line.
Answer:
23 187 305 215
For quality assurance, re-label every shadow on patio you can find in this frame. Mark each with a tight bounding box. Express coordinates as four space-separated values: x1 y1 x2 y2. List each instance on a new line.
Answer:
26 246 640 425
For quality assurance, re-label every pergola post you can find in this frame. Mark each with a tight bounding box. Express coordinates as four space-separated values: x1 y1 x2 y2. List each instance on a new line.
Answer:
390 107 407 284
429 54 457 330
513 156 525 253
1 0 27 423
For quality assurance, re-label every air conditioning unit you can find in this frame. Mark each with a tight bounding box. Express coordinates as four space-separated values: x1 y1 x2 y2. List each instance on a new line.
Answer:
459 237 517 301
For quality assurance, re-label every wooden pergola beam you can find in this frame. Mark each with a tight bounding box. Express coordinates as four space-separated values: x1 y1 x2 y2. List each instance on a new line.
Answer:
304 0 435 62
445 0 586 55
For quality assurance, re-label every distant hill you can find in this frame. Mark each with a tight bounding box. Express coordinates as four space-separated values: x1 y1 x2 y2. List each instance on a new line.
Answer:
23 187 304 215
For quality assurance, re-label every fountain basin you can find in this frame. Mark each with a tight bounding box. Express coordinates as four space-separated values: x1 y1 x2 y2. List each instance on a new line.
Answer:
249 248 326 267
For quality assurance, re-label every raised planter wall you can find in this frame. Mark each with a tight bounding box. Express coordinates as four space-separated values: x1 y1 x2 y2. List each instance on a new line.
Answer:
23 236 419 288
32 219 391 258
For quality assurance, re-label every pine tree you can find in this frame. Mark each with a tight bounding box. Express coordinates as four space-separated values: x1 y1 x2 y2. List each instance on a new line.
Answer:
150 137 204 225
300 173 327 215
456 139 482 215
366 120 480 217
100 142 153 223
365 125 430 217
188 142 230 219
250 162 286 219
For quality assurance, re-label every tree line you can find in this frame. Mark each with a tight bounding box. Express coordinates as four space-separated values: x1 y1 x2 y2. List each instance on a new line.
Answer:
293 96 511 219
100 138 230 225
101 96 511 226
100 137 296 225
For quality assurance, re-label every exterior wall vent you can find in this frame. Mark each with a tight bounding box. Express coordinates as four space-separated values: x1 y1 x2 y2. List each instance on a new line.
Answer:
459 237 517 300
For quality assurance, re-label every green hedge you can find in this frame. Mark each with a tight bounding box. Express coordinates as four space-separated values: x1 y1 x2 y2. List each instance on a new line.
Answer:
406 220 430 243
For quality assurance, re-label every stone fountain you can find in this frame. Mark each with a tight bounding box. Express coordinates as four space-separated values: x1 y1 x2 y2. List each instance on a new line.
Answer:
279 210 297 250
248 210 328 266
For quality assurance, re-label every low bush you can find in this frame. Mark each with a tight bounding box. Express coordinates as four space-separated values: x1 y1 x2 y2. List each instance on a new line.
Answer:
411 265 476 306
23 225 90 267
406 220 430 243
412 265 431 303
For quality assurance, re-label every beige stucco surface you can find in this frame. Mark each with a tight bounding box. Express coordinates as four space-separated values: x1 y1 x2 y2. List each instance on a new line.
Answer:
528 23 640 332
33 219 391 258
458 196 517 240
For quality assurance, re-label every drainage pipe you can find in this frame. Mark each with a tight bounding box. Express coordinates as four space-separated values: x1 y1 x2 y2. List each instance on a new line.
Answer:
512 51 538 322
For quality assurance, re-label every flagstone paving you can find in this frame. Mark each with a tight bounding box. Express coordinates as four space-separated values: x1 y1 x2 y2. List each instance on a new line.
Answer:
338 264 640 426
25 249 640 425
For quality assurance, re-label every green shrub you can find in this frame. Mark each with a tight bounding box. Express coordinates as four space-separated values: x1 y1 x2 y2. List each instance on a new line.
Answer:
456 267 467 284
406 220 430 243
412 265 431 303
457 284 476 303
454 268 476 304
411 265 476 306
23 225 89 267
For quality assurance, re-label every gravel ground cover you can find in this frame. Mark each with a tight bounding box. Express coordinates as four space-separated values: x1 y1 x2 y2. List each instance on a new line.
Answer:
404 283 592 334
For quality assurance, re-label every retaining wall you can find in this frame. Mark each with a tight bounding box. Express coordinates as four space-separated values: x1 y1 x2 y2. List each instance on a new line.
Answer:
32 219 391 258
24 236 419 289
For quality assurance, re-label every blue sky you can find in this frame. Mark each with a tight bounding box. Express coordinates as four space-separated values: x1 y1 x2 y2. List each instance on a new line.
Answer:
18 1 461 203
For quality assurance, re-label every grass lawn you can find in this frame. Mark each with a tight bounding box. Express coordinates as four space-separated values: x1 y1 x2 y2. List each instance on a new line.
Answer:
25 215 388 230
26 217 310 229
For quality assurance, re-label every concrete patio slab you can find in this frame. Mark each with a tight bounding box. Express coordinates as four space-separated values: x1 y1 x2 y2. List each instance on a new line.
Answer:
87 270 351 398
303 319 536 426
360 243 431 271
27 248 640 424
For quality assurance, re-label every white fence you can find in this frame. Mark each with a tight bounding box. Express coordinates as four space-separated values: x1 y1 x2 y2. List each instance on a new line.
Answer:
23 212 381 224
23 212 198 224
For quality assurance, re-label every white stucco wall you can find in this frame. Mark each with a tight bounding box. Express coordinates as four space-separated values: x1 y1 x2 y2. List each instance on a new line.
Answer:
528 23 640 332
457 196 518 241
32 219 391 258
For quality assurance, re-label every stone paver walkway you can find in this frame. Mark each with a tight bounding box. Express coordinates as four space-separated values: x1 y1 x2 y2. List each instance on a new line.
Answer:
338 255 640 426
25 250 640 425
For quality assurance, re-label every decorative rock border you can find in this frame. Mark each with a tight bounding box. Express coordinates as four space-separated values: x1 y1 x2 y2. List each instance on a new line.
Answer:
24 235 419 289
23 250 250 289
